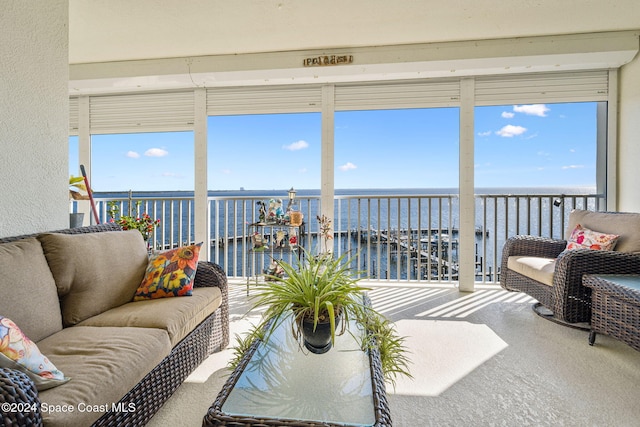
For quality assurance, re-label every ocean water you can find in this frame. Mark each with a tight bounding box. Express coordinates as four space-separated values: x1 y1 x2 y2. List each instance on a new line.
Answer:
94 187 599 281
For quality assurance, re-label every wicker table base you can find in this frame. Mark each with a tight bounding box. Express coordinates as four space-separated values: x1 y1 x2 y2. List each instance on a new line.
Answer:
583 274 640 352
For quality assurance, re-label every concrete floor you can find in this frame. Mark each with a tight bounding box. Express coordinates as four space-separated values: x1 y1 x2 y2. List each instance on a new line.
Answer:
148 282 640 427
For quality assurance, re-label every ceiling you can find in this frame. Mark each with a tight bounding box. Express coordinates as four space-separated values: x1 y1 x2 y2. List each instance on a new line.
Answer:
68 1 640 94
69 0 640 64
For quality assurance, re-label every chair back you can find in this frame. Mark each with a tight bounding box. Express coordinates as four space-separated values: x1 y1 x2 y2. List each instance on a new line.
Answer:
566 209 640 253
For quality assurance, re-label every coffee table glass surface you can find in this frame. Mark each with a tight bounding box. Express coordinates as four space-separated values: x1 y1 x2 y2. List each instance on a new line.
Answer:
206 312 389 426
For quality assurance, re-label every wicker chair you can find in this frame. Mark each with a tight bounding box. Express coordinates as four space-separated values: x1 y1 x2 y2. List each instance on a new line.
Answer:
500 210 640 324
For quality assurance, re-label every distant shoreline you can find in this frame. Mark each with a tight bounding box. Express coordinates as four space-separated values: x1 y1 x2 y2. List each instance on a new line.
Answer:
94 186 598 198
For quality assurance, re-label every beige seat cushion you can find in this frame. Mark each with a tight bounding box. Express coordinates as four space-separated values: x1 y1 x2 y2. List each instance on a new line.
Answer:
567 209 640 253
38 230 149 326
507 256 556 287
37 326 171 427
77 287 222 346
0 238 63 341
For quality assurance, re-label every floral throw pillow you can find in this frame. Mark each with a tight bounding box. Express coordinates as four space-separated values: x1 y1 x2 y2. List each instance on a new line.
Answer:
565 224 620 251
133 243 202 301
0 316 70 390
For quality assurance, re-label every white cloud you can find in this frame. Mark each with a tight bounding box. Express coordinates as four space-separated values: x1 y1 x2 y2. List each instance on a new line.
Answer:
496 125 527 137
282 140 309 151
477 131 492 137
145 148 169 157
339 162 357 171
298 168 308 173
562 165 585 169
501 112 515 119
221 168 232 174
513 104 550 117
126 151 140 158
161 172 184 178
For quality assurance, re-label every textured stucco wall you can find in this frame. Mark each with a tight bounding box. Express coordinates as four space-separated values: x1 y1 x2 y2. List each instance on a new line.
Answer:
619 51 640 213
0 1 69 237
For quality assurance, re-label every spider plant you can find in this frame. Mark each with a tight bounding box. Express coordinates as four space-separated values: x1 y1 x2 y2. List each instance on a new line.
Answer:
360 308 413 388
251 249 369 348
233 248 412 385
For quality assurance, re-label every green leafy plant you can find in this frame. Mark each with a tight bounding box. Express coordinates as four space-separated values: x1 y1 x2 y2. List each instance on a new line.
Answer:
233 247 412 386
361 309 413 389
254 249 369 346
107 200 160 241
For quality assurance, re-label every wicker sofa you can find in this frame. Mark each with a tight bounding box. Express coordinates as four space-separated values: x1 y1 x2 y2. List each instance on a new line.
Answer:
0 223 229 426
500 209 640 323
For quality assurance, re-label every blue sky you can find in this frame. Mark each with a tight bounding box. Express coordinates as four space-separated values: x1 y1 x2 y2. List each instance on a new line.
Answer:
70 102 597 192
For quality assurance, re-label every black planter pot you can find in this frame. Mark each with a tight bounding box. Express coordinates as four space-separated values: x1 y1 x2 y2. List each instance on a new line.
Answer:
301 314 342 354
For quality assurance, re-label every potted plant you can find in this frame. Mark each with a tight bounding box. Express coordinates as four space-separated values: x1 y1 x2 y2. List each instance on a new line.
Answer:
69 175 89 227
107 200 161 243
232 247 412 386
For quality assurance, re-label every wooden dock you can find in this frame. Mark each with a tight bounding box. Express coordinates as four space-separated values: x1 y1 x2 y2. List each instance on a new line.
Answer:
377 231 460 276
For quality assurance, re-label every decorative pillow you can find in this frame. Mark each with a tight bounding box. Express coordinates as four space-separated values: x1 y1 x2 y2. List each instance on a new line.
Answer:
0 316 69 390
565 224 620 251
133 243 202 301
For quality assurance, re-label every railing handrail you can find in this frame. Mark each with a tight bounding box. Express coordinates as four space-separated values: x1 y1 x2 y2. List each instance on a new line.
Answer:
93 192 603 200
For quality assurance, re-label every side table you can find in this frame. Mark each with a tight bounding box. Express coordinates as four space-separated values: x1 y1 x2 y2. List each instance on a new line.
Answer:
582 274 640 352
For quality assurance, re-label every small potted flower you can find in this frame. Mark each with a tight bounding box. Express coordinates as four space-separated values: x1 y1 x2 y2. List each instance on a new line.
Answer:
107 200 160 244
114 213 161 241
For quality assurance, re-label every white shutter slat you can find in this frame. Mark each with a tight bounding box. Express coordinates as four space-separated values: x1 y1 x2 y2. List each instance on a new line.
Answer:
335 80 460 110
207 85 322 115
69 97 79 135
90 91 194 134
475 71 609 105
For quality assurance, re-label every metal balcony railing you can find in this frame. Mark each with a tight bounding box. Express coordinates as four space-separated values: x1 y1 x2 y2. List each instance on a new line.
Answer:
89 191 603 285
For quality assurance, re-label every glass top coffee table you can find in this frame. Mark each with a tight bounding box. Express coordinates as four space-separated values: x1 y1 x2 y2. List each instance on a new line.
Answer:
203 313 391 426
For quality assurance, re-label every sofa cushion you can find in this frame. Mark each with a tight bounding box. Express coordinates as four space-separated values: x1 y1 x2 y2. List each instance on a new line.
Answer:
38 230 149 326
78 287 222 346
507 256 556 286
0 237 62 341
0 316 69 390
134 243 202 301
567 209 640 253
37 326 171 427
